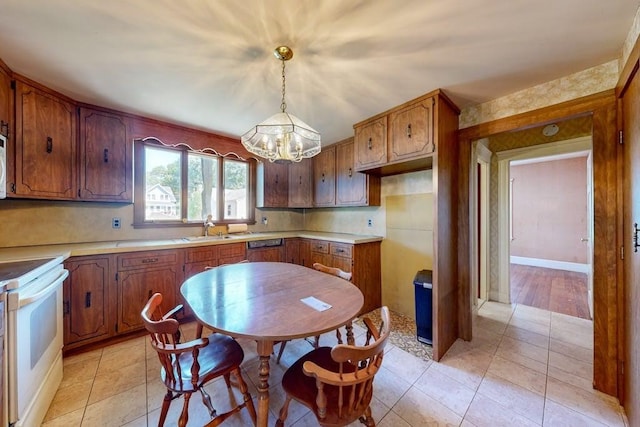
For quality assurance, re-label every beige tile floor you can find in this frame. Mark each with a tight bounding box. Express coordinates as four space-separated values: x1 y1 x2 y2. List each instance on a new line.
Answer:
42 302 629 426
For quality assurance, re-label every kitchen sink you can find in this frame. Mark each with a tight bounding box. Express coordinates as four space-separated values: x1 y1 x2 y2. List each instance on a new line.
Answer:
182 235 233 241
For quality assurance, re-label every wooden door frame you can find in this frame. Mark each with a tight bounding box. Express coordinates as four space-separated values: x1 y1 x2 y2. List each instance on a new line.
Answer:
458 89 621 397
616 34 640 418
495 137 593 304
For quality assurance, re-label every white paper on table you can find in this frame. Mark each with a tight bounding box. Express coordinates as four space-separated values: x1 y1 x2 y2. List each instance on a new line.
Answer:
300 296 332 312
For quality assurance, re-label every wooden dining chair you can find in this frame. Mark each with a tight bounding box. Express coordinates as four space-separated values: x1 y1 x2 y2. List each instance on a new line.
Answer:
142 293 257 427
274 262 353 364
276 306 391 427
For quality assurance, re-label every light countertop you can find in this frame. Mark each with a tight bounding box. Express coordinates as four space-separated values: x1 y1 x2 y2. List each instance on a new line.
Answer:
0 231 383 262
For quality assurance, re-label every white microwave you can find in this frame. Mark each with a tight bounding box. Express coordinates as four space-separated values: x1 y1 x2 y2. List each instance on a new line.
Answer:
0 133 6 199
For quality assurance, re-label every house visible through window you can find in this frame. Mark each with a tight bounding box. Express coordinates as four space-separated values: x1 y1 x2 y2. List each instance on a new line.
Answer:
133 139 254 226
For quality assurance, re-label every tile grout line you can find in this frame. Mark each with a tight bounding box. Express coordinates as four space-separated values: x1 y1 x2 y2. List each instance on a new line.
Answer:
459 303 516 425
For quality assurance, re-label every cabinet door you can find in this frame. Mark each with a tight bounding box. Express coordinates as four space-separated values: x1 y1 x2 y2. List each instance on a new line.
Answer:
285 238 301 264
388 98 434 162
64 257 112 346
313 146 335 207
288 158 313 207
256 160 289 207
299 239 311 268
117 265 180 333
354 116 387 170
336 140 369 206
218 242 247 265
79 107 132 201
14 80 77 199
0 65 11 137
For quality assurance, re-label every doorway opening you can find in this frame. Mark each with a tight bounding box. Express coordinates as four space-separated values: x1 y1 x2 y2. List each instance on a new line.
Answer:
497 136 594 319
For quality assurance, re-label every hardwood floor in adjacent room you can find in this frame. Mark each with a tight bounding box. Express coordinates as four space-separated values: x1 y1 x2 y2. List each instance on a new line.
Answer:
510 264 591 320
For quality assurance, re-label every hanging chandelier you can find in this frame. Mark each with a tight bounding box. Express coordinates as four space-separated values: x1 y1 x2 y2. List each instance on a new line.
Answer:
241 46 321 163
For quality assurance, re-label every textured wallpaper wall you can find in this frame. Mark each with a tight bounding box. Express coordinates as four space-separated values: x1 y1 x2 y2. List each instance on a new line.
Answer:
459 61 619 129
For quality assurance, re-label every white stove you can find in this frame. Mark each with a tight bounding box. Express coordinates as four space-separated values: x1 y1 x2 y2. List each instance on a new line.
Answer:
0 255 67 427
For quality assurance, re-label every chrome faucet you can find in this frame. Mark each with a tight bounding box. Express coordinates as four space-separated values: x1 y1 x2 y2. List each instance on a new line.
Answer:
204 214 215 236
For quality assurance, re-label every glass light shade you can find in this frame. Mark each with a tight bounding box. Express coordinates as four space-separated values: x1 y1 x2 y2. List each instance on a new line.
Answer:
241 112 321 162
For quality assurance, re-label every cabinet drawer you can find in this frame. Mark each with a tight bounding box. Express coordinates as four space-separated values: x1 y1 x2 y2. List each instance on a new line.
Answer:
218 243 246 259
185 246 218 263
117 250 179 270
330 243 353 259
309 240 329 254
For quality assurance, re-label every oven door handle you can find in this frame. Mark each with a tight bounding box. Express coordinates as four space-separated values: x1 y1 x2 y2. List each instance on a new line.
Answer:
18 269 68 308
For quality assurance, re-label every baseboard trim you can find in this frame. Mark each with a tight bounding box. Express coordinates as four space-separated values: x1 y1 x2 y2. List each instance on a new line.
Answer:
510 256 589 273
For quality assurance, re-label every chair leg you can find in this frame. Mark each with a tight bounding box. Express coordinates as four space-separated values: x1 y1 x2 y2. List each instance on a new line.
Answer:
223 373 232 388
200 387 218 418
314 335 320 348
196 322 204 338
336 328 343 344
234 368 257 425
178 392 192 427
276 395 293 427
158 390 173 427
358 405 375 427
276 341 288 364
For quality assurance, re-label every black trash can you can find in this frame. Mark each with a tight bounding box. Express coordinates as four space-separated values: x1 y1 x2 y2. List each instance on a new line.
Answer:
413 269 433 345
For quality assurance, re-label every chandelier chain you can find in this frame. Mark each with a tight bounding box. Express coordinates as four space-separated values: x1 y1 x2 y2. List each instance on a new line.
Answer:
280 59 287 113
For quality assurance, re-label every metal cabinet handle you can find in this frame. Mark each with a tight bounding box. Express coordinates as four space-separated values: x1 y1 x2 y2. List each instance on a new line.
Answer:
348 167 352 177
85 292 92 308
367 137 372 150
321 173 325 183
46 136 53 153
275 174 279 184
634 223 640 253
103 148 109 163
142 258 159 264
407 124 412 138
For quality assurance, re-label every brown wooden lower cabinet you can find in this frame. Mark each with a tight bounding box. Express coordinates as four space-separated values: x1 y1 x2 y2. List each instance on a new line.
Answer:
287 238 381 314
62 239 379 352
63 255 115 350
116 253 182 333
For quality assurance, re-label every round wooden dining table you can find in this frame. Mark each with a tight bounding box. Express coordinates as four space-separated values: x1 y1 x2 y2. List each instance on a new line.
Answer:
180 261 364 427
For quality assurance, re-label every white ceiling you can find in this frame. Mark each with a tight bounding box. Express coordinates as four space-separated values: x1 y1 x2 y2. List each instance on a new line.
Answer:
0 0 637 144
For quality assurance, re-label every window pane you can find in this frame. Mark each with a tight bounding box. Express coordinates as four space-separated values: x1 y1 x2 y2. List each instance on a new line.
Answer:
223 160 248 220
187 152 219 222
144 146 181 221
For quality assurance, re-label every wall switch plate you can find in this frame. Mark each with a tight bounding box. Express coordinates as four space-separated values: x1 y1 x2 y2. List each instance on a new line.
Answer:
112 217 121 229
262 216 268 225
367 218 373 227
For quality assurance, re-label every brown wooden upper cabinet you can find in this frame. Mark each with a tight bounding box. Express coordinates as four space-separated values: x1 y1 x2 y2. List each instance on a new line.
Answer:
353 89 459 176
354 116 387 170
0 64 11 139
288 158 313 208
388 97 434 162
11 78 133 202
336 139 380 206
14 79 77 199
313 145 336 207
79 107 133 202
256 160 289 208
